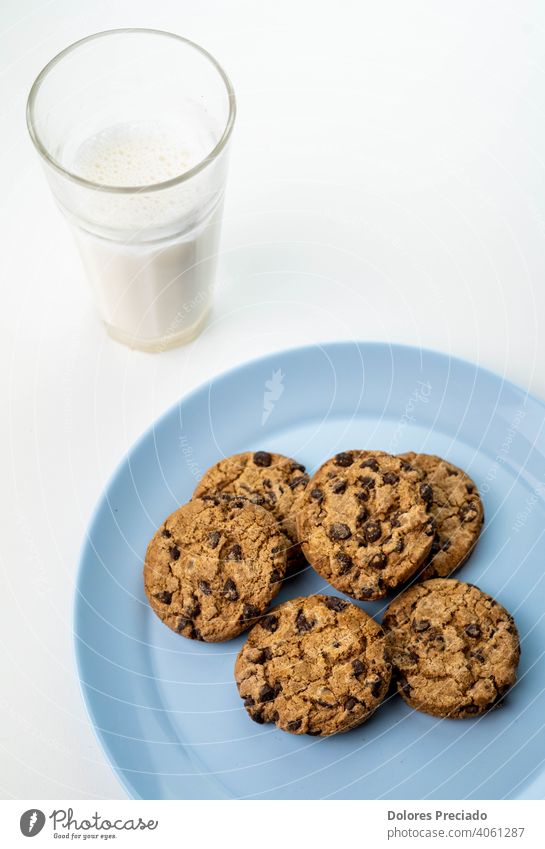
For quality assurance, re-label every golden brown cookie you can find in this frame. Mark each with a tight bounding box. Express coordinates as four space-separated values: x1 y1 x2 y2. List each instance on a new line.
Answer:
144 496 288 642
193 451 309 556
235 594 391 735
383 579 520 718
399 452 484 580
296 450 434 600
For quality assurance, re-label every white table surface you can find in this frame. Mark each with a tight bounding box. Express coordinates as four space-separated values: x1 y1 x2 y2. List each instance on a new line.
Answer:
2 0 545 799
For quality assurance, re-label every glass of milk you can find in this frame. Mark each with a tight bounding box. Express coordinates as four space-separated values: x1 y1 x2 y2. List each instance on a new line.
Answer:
26 29 236 351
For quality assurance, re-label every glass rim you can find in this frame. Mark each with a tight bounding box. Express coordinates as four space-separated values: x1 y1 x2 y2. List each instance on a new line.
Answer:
26 28 237 194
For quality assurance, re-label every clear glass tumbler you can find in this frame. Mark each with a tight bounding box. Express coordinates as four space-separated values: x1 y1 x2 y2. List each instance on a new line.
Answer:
27 29 236 351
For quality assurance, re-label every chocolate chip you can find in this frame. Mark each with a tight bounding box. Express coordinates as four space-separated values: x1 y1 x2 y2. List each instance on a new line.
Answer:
420 483 433 505
459 504 478 522
176 617 192 632
265 490 277 505
400 460 413 472
198 580 211 595
184 598 200 618
358 475 376 491
257 647 272 664
466 483 475 493
463 704 480 715
241 604 260 622
360 585 377 598
471 650 485 663
352 659 365 677
446 467 458 476
296 611 315 633
169 545 181 560
364 521 381 542
394 538 404 553
161 528 172 538
227 544 242 561
287 718 302 732
208 531 220 549
201 494 221 504
390 511 402 527
307 730 322 736
355 490 370 502
253 451 272 467
356 507 368 524
331 478 347 494
269 568 282 585
369 552 387 570
153 590 172 604
413 619 430 632
336 551 353 574
259 683 278 703
360 457 379 472
329 522 352 540
335 452 354 467
383 472 399 485
324 596 348 611
290 475 309 489
244 696 255 707
369 676 383 698
223 578 238 601
345 697 358 711
250 493 265 505
260 614 279 632
465 623 481 638
250 709 265 724
291 462 306 473
310 488 324 502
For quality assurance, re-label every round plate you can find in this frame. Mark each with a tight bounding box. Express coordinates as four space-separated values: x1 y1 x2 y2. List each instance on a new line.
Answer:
75 342 545 799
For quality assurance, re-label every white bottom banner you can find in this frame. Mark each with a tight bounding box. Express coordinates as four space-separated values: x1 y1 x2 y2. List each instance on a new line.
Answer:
1 800 543 848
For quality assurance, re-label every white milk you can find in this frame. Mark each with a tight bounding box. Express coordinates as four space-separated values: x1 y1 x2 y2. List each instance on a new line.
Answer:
68 120 223 350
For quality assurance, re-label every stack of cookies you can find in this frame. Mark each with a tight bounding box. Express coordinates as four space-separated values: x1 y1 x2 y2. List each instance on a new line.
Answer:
144 448 520 737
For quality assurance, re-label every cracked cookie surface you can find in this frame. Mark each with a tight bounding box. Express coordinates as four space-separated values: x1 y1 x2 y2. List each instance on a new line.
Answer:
383 578 520 718
193 451 309 552
399 452 484 580
144 497 288 642
296 450 434 600
235 594 392 736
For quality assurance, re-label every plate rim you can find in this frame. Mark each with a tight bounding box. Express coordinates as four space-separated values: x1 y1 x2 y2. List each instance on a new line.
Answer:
73 340 545 799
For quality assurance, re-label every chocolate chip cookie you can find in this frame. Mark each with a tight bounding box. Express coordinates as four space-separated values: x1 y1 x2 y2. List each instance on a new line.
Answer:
399 452 484 580
144 497 288 642
296 450 434 600
193 451 310 557
235 594 392 735
383 579 520 718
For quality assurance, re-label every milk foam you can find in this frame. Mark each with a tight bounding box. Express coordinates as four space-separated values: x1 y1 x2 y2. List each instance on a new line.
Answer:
73 120 201 187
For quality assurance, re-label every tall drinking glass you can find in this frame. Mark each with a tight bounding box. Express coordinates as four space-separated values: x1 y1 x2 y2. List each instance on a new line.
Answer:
27 29 236 351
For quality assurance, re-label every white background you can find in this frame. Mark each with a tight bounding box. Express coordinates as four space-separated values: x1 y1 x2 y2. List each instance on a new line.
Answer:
2 0 545 799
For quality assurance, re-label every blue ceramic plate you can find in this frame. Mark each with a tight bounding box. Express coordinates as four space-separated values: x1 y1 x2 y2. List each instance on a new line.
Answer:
75 342 545 799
